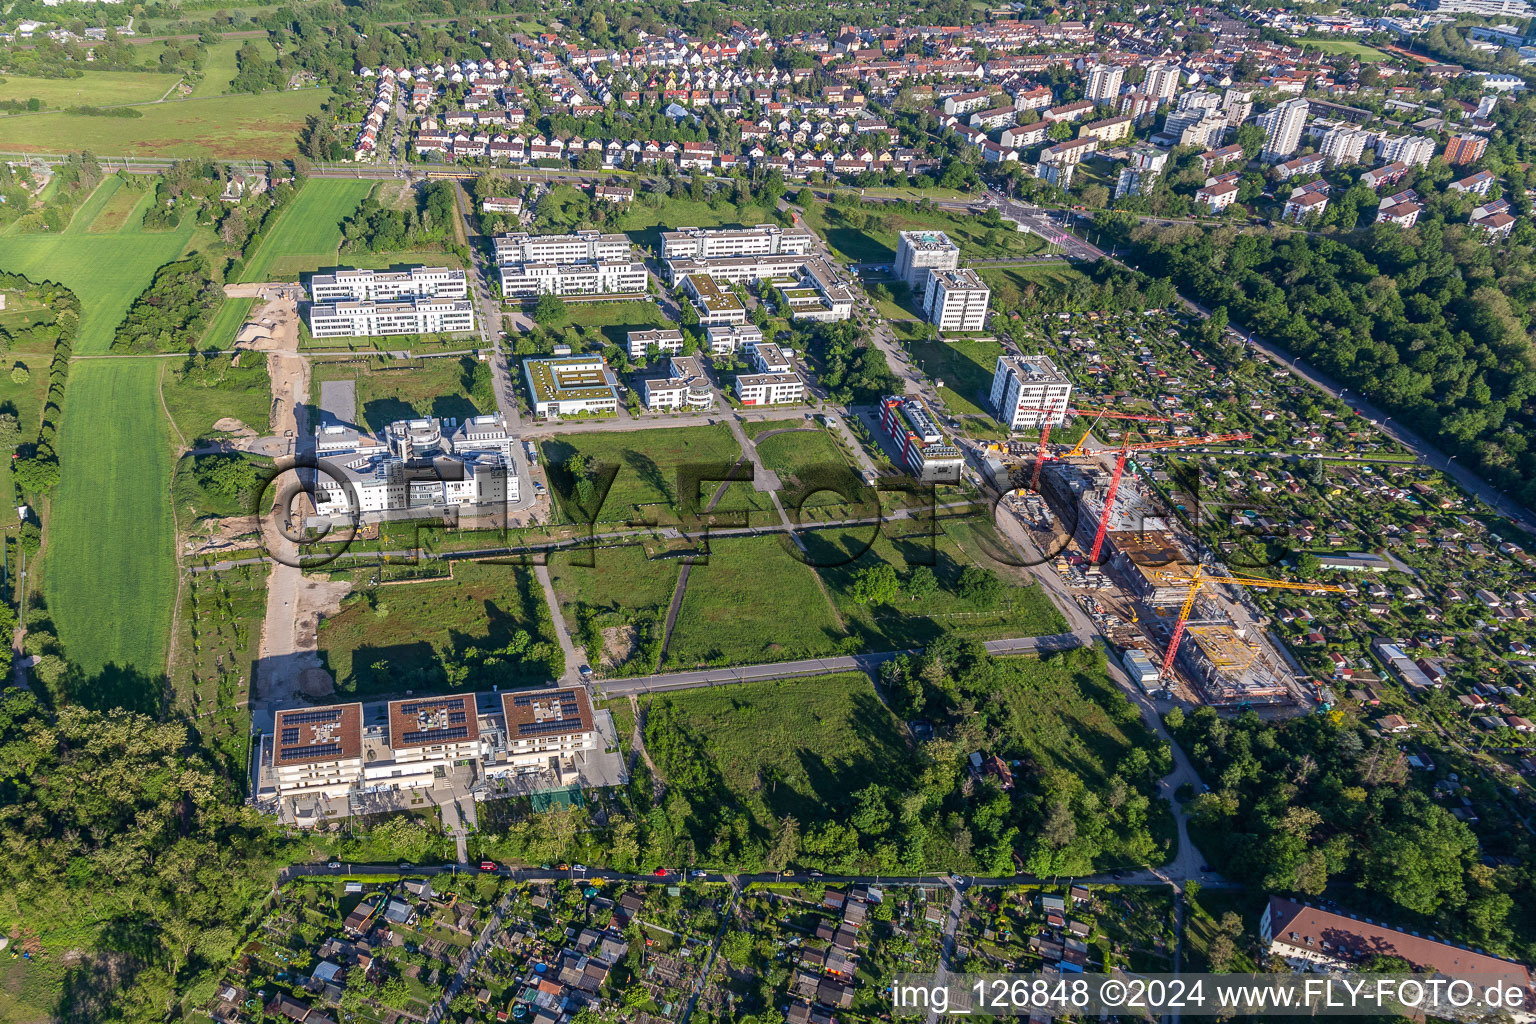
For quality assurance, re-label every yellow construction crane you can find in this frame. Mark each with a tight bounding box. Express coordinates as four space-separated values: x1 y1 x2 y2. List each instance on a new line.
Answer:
1152 566 1346 680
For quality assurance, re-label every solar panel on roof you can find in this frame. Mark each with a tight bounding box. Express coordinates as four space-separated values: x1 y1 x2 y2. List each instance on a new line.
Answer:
517 719 581 736
280 743 343 760
281 727 300 744
283 708 343 724
400 726 470 744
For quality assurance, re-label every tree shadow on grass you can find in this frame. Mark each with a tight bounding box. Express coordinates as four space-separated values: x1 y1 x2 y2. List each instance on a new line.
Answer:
61 662 170 719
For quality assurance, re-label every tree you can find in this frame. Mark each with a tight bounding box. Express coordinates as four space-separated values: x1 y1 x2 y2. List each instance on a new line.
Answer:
906 565 938 602
768 814 800 870
532 292 569 326
9 365 28 384
851 563 901 605
0 413 21 452
957 565 1003 607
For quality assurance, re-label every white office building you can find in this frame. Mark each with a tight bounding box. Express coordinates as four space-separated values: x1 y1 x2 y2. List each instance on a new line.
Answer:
1258 98 1309 162
736 372 805 406
307 299 475 338
627 328 685 359
643 355 714 411
499 259 647 298
991 354 1073 430
894 230 962 291
524 354 622 418
311 415 517 520
494 230 632 264
922 269 990 333
309 266 467 303
705 324 762 354
659 224 815 260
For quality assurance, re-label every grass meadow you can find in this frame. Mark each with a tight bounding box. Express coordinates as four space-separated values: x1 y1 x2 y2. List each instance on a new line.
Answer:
799 202 1046 264
45 360 178 680
662 533 845 667
239 178 375 281
0 191 197 353
903 337 1005 417
540 423 746 524
0 70 177 108
637 672 913 836
0 89 326 159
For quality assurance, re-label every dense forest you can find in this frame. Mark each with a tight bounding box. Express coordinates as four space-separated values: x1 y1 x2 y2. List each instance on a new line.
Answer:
340 180 463 254
1119 219 1536 512
112 254 221 353
1174 705 1536 961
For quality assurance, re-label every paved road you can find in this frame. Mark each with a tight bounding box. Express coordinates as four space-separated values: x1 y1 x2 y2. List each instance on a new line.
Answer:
599 632 1083 696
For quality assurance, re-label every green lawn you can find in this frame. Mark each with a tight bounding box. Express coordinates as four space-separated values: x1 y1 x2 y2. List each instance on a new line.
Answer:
45 360 177 690
0 324 54 527
752 424 861 510
62 175 126 234
0 206 198 354
662 534 844 667
563 299 667 351
239 178 376 281
85 179 154 233
192 37 277 97
977 263 1091 299
547 543 681 674
198 295 255 348
904 337 1005 417
540 424 746 524
317 561 563 696
639 672 915 859
0 88 327 160
0 70 178 107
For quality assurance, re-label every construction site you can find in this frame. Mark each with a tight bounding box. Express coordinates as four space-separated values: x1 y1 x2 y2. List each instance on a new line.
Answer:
982 417 1339 713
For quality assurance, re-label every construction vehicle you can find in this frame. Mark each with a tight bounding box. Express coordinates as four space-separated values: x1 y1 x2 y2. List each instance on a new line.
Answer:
1151 565 1346 684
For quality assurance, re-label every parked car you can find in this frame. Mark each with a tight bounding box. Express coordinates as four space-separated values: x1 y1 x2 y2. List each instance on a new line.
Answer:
480 861 497 872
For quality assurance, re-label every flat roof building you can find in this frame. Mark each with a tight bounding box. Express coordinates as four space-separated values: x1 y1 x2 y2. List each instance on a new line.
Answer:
273 704 366 800
644 355 714 412
498 687 598 774
683 275 748 326
310 266 467 303
895 230 961 291
524 354 621 418
991 354 1072 431
659 223 814 260
878 395 964 483
736 372 805 406
627 328 685 360
921 268 989 333
307 299 475 339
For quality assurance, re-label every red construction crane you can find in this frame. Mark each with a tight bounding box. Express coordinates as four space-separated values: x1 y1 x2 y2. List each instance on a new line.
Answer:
1085 432 1253 564
1009 406 1173 490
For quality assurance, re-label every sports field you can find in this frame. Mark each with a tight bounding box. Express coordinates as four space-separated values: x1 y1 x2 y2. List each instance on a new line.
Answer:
0 89 326 159
0 70 177 108
239 178 375 281
45 360 178 679
0 201 197 353
1294 37 1389 61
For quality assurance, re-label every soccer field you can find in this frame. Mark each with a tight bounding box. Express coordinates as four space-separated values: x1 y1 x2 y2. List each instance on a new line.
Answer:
239 178 376 281
45 360 178 681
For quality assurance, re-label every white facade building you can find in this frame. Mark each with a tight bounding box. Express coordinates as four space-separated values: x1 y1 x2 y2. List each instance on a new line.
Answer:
499 260 647 298
1320 126 1373 166
643 355 714 411
524 354 622 417
658 224 814 260
1086 64 1125 104
307 299 475 338
991 354 1073 430
1377 134 1436 168
309 266 467 303
627 328 686 359
1259 98 1309 162
921 269 990 332
894 230 962 291
736 372 805 405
